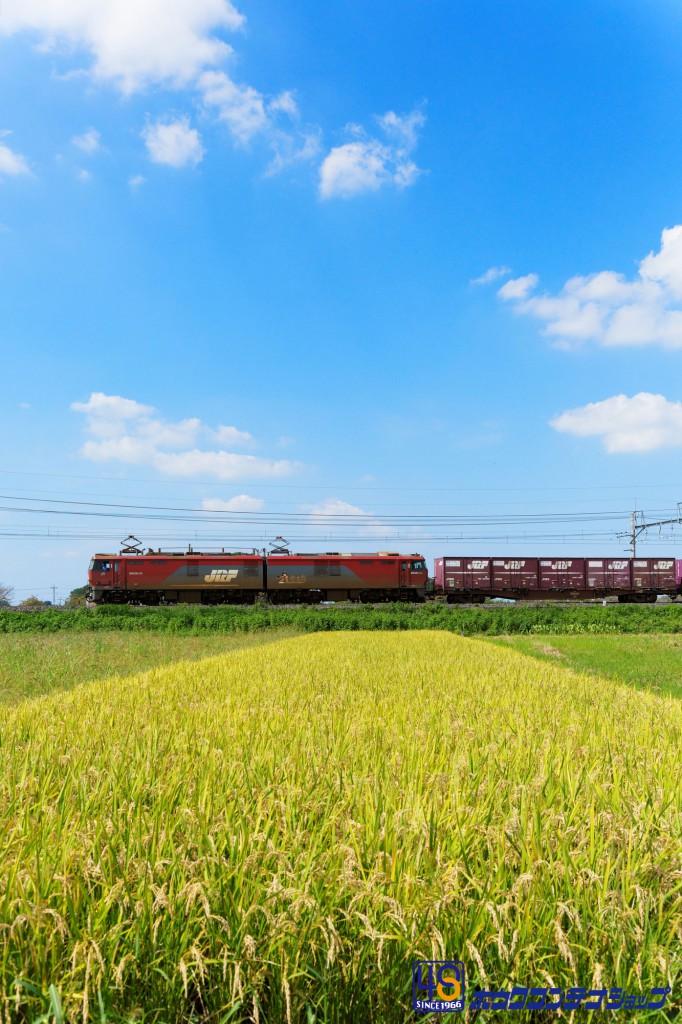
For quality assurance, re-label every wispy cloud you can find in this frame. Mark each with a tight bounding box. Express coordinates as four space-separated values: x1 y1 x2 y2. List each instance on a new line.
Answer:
202 495 265 512
499 226 682 349
551 392 682 453
0 137 29 178
71 392 302 480
470 265 512 286
306 498 397 539
319 108 426 199
0 5 425 194
1 1 321 180
72 128 101 154
0 0 245 94
142 116 204 168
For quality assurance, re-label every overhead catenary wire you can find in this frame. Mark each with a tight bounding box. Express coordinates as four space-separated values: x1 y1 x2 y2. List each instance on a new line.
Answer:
0 493 679 526
0 465 680 493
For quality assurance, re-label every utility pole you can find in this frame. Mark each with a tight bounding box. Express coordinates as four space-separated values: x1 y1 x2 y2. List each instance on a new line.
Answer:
51 585 57 606
621 505 682 555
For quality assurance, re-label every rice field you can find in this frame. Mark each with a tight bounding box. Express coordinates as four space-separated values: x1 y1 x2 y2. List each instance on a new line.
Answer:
493 633 682 700
0 631 680 1022
0 630 298 706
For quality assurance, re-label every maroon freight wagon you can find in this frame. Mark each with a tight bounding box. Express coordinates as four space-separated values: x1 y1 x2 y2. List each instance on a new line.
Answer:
585 558 631 592
492 558 539 594
538 558 585 592
631 558 676 593
434 555 679 602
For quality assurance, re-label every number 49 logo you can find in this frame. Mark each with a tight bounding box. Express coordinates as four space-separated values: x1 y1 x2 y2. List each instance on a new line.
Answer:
412 960 465 1013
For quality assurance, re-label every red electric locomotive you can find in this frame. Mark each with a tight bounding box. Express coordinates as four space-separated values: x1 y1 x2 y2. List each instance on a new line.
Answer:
88 540 428 606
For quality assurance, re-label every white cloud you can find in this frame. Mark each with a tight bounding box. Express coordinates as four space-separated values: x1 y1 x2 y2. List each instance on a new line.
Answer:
199 70 269 144
319 142 388 199
498 273 539 301
378 109 424 152
72 128 100 153
81 435 156 464
0 140 29 177
142 116 204 167
266 127 321 177
153 450 297 479
307 498 396 539
0 0 245 94
202 495 265 512
76 168 91 182
71 392 154 420
470 265 512 286
499 226 682 349
309 498 368 520
319 108 425 200
128 174 146 189
550 392 682 453
268 91 298 118
71 391 301 479
212 424 254 446
138 417 202 448
198 71 320 171
0 1 318 178
1 3 420 191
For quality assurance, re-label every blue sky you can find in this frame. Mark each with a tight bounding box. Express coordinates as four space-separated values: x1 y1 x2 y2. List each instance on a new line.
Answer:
3 0 682 599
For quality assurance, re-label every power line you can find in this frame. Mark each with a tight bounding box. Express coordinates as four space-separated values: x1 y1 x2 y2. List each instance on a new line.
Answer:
0 492 675 526
0 483 663 510
0 466 680 493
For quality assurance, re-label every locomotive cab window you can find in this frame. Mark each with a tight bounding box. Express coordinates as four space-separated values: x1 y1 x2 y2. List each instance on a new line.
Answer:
90 560 111 572
411 560 425 571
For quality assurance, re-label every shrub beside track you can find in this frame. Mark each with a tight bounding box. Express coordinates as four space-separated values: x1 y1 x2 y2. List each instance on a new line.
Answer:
2 602 682 634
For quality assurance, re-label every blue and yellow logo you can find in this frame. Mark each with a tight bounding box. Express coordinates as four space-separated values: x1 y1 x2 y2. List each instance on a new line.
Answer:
412 960 465 1013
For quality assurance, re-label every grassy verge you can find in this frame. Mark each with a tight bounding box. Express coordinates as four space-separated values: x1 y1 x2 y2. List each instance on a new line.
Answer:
3 601 682 634
0 630 297 705
0 632 680 1022
492 633 682 699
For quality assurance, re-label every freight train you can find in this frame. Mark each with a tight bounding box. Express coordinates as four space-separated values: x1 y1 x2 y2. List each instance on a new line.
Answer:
87 540 681 605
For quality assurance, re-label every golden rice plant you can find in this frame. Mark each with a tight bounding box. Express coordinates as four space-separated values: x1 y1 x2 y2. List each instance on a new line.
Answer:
0 632 680 1022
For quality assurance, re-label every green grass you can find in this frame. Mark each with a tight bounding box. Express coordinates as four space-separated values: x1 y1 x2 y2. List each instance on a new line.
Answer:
0 629 298 705
0 632 680 1022
493 633 682 699
3 601 682 635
